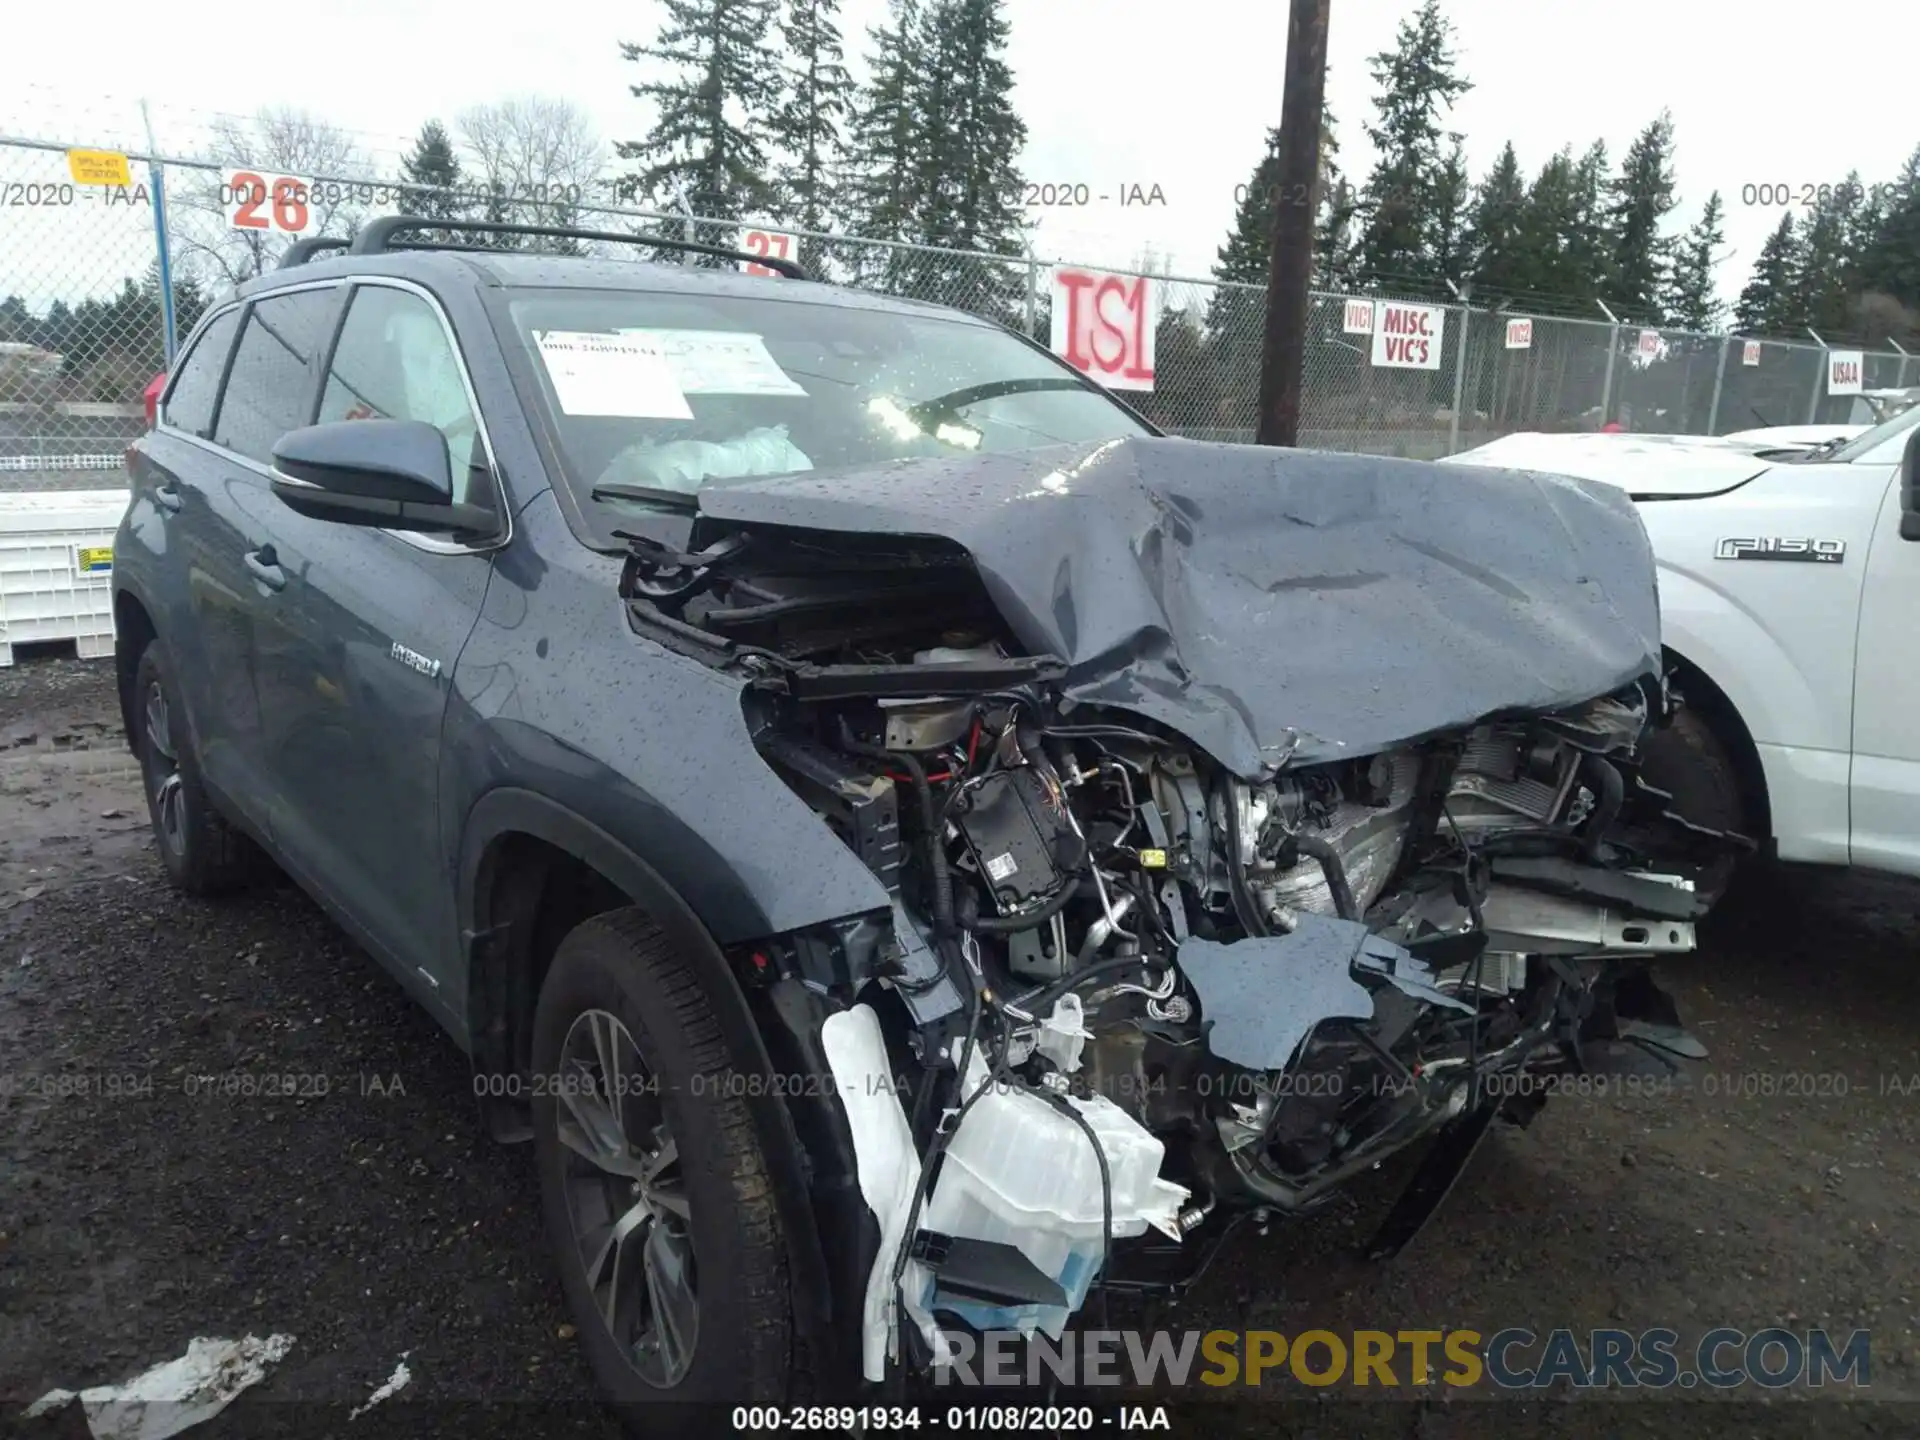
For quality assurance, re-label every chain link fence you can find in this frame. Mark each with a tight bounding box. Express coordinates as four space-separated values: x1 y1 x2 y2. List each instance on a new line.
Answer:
5 131 1917 488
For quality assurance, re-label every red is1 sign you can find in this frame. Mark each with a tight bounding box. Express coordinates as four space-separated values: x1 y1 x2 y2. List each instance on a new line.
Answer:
1049 268 1156 390
738 228 797 277
1341 299 1375 335
222 169 315 236
1370 302 1443 370
1828 350 1864 395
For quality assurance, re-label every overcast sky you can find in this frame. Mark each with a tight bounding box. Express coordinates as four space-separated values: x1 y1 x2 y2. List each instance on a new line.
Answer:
4 0 1919 310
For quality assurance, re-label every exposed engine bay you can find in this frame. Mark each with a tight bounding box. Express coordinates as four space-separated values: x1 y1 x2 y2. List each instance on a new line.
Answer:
614 437 1746 1383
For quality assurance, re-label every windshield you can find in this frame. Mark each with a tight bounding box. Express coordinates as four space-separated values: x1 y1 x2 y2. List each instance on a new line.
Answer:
498 287 1151 528
1821 394 1920 464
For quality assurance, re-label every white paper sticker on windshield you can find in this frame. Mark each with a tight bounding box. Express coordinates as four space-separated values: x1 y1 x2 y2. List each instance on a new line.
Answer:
535 331 693 418
616 329 808 397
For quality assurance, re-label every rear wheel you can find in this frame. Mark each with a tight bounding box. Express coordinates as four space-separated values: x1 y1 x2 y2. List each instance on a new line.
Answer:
531 908 793 1428
133 641 264 895
1636 706 1748 906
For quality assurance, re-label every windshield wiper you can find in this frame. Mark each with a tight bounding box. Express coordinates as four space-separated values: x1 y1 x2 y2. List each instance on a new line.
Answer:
591 481 700 514
906 376 1091 427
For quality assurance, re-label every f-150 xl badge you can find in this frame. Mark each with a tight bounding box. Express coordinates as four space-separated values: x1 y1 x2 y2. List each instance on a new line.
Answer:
1715 537 1846 564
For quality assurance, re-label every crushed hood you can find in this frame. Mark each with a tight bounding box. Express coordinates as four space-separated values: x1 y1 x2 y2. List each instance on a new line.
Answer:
1442 430 1775 498
696 436 1662 777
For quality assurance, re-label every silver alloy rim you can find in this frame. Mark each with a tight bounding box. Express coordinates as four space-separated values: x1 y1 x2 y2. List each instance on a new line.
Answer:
555 1007 696 1387
143 680 186 856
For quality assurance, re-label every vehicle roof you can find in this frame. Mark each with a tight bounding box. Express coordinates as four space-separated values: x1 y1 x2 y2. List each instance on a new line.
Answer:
234 247 974 324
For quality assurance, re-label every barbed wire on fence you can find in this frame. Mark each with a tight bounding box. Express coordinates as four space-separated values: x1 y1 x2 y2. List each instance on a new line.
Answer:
1 132 1915 470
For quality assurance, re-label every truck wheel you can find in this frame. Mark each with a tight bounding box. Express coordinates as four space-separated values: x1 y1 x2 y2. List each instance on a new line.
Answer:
133 641 265 895
531 907 793 1426
1636 707 1746 906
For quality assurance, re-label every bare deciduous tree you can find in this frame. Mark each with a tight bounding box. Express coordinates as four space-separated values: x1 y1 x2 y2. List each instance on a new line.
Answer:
455 97 607 249
175 107 372 288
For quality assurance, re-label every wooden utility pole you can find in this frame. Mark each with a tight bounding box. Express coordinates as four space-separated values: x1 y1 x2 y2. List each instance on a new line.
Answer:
1255 0 1332 447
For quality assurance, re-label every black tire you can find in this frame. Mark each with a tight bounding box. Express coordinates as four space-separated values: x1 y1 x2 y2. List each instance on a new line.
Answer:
132 640 265 896
1636 705 1747 906
531 907 793 1427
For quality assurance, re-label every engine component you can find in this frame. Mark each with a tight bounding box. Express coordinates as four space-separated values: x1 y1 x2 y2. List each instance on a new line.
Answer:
1445 725 1582 832
758 734 904 894
1260 752 1422 917
954 767 1076 911
759 674 1718 1381
882 699 974 752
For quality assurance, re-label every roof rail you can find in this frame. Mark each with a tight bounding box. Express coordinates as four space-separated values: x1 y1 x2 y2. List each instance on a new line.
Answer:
344 215 812 280
276 236 352 270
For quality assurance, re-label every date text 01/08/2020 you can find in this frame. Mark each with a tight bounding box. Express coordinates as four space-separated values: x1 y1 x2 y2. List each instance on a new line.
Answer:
729 1405 1171 1432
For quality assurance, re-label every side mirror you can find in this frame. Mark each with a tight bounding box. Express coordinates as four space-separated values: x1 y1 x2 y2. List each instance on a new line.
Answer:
1903 427 1920 542
270 419 493 535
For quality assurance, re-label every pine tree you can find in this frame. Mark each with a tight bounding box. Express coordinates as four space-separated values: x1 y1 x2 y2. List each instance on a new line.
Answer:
1566 141 1613 296
770 0 855 245
400 120 466 221
1734 213 1803 336
842 0 928 274
1428 140 1470 288
1203 127 1282 405
1350 0 1472 293
1512 148 1579 299
1859 145 1920 311
1464 142 1528 299
1316 174 1359 289
1603 112 1678 317
921 0 1025 258
1662 191 1726 331
842 0 1025 312
616 0 784 225
1209 105 1346 294
1794 187 1858 335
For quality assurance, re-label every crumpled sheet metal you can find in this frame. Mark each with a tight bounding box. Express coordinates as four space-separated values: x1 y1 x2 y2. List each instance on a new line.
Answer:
698 434 1663 778
1176 912 1471 1070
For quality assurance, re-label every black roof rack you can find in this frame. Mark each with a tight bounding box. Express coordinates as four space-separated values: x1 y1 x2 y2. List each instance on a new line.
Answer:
277 236 352 269
318 215 812 279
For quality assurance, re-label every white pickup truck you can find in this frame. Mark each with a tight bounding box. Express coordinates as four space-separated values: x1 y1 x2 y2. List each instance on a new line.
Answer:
1446 404 1920 896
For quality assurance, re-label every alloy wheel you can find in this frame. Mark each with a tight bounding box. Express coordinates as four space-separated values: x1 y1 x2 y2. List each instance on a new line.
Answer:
142 680 186 856
554 1007 697 1388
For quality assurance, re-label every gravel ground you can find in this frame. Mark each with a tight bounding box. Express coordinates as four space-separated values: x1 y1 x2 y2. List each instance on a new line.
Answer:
2 656 1917 1439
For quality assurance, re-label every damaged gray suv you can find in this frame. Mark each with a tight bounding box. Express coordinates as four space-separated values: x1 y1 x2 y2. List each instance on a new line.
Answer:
112 216 1739 1424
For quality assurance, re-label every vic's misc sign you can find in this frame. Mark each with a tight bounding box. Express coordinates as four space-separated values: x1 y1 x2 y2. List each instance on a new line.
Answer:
1369 302 1444 371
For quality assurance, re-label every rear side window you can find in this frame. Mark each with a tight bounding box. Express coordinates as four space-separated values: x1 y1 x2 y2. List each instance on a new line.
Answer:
212 288 337 466
161 308 240 436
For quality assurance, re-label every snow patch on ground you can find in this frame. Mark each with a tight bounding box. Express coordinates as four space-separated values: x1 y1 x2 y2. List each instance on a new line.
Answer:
349 1352 413 1420
22 1334 296 1440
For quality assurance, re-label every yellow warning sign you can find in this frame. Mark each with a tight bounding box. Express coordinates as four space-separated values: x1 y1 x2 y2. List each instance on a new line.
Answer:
67 149 132 187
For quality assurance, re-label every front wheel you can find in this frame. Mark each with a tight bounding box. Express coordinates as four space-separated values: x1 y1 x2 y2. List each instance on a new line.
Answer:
531 908 794 1426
